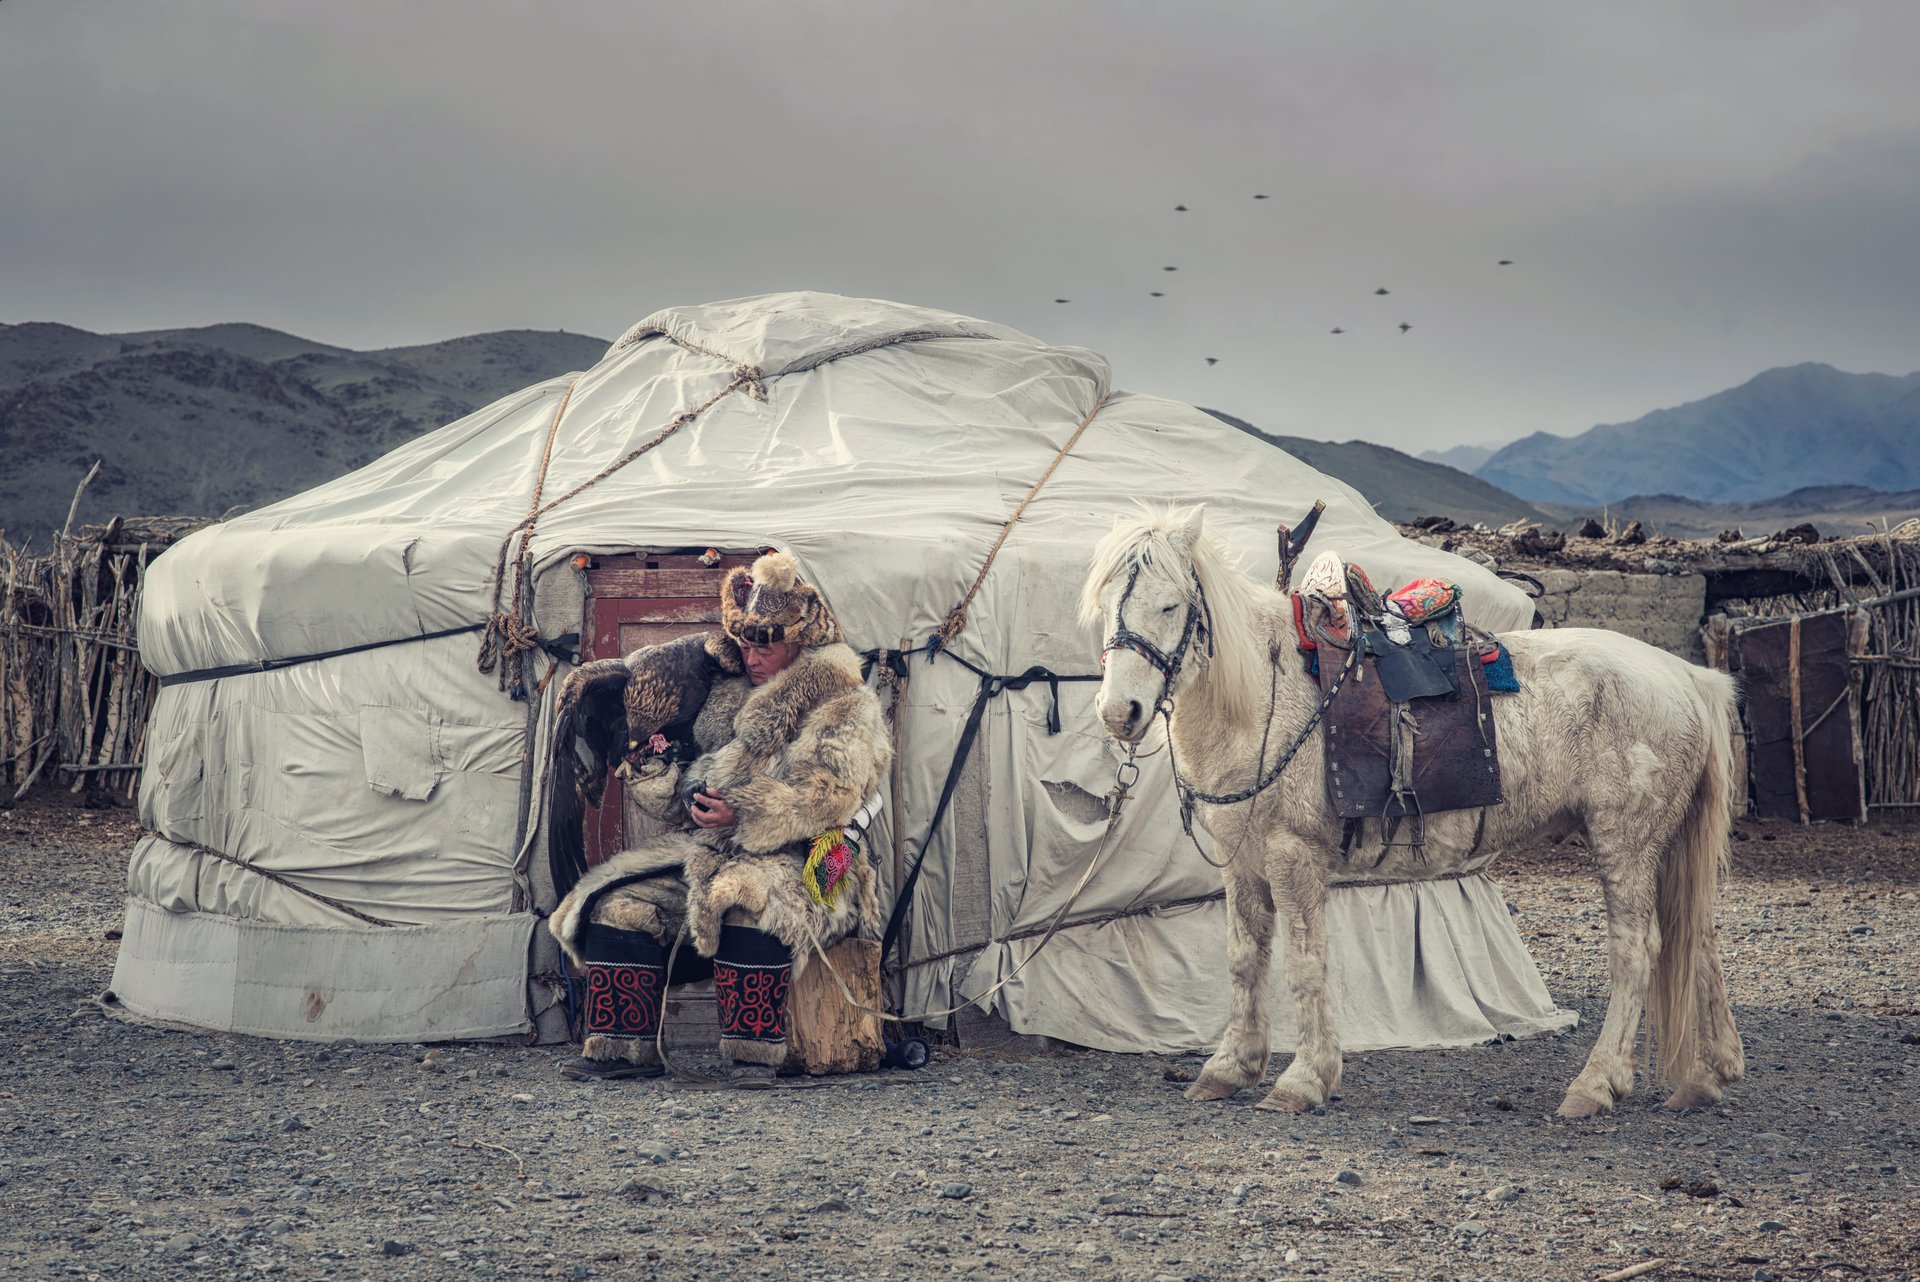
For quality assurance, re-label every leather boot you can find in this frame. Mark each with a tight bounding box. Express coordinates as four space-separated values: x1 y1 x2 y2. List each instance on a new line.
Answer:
712 924 792 1071
562 922 666 1081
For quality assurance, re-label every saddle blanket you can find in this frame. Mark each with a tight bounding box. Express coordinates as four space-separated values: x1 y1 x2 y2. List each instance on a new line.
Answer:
1317 629 1505 821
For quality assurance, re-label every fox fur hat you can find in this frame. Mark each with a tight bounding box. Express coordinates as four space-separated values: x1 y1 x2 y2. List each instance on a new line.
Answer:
721 551 844 649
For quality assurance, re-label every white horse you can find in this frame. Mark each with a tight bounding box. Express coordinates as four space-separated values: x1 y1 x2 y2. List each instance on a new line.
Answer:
1081 505 1743 1118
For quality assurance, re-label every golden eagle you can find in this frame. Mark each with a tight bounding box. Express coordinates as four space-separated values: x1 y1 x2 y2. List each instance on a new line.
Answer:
546 629 738 899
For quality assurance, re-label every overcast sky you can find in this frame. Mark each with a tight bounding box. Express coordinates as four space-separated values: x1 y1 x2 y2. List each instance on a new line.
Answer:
4 1 1918 454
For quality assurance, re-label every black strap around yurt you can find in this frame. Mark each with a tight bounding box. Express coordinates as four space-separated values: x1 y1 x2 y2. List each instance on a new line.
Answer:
159 624 579 687
874 644 1100 980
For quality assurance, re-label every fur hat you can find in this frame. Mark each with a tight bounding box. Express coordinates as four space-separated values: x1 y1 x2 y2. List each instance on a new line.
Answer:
721 551 843 649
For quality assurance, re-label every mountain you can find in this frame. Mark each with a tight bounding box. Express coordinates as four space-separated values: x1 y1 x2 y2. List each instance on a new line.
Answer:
1204 410 1553 528
1477 363 1920 506
1418 443 1496 472
1536 485 1920 543
0 322 609 540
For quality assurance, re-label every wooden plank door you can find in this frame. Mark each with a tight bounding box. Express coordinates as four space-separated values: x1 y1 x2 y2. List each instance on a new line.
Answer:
580 550 761 865
1735 610 1866 822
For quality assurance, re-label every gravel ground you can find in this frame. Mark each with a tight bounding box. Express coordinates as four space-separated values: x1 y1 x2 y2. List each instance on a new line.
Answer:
2 792 1916 1282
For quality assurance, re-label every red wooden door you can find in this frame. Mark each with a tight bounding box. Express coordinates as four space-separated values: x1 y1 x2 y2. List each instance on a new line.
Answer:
579 550 761 865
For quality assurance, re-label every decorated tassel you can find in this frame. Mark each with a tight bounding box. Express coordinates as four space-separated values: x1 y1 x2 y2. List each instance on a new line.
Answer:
803 828 857 908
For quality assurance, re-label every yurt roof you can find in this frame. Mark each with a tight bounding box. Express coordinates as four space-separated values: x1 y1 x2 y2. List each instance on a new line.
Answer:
139 291 1532 679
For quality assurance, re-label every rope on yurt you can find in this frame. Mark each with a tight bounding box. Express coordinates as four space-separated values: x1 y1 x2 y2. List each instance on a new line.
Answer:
931 392 1110 656
891 867 1479 973
143 830 409 927
477 365 767 697
156 622 486 687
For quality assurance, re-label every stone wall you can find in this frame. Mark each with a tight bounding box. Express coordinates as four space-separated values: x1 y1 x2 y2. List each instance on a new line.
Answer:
1532 568 1708 661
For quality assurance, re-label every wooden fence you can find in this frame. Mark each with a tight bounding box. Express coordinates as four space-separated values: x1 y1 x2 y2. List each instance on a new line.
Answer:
1715 534 1920 811
1 514 208 801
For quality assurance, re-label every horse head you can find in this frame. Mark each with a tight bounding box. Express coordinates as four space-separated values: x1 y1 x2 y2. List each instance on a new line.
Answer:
1080 505 1215 745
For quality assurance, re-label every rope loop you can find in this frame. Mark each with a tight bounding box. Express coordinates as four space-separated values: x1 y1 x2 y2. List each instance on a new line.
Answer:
476 367 759 695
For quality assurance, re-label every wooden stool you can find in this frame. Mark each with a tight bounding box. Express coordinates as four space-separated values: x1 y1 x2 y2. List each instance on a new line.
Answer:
784 937 885 1075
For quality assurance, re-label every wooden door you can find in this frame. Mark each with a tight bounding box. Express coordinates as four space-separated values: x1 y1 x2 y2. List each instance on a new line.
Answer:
1735 609 1866 823
580 549 762 865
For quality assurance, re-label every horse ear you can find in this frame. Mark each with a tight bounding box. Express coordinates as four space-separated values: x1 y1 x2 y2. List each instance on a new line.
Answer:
1171 505 1207 554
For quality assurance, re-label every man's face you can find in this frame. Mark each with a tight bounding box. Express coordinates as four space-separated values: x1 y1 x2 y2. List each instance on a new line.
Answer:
742 640 797 685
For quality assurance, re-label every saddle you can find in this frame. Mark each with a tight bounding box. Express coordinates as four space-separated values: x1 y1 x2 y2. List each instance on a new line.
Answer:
1298 563 1505 850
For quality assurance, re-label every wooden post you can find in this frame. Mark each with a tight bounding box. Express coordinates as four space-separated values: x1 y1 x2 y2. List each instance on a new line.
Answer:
1789 615 1809 824
784 937 886 1075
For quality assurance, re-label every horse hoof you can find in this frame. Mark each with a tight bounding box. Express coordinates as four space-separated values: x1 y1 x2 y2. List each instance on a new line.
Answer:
1555 1093 1611 1119
1663 1082 1722 1111
1184 1076 1242 1103
1255 1089 1315 1114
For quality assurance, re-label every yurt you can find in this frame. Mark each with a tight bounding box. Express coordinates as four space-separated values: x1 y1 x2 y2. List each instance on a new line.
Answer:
114 291 1575 1052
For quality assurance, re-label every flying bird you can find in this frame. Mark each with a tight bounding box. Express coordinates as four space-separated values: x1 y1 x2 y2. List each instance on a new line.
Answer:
1498 259 1514 266
1253 193 1269 199
1205 357 1219 366
1374 288 1390 296
1399 322 1412 334
1055 298 1070 303
1149 291 1165 297
1174 204 1188 211
546 630 730 898
1330 327 1345 335
1163 266 1179 271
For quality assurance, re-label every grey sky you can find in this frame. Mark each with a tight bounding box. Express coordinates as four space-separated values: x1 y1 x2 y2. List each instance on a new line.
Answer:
4 0 1918 453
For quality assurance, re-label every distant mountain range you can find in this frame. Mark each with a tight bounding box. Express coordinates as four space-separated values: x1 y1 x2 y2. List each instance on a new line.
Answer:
0 321 608 540
1205 411 1552 529
1417 443 1495 473
1536 486 1920 542
1475 363 1920 506
6 324 1917 545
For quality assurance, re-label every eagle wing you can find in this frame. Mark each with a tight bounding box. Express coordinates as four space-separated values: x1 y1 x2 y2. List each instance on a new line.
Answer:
621 630 721 752
547 658 633 901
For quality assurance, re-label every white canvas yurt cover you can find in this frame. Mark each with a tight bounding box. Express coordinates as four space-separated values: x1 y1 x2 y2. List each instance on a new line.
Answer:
116 291 1574 1051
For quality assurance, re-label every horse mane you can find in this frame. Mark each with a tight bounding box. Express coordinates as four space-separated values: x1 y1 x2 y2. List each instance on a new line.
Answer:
1080 505 1272 729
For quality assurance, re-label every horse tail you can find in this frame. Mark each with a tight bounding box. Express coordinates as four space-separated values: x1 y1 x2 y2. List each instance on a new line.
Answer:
1649 664 1738 1085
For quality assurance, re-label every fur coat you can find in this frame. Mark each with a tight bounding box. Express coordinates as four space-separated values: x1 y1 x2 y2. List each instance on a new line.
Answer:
549 640 891 965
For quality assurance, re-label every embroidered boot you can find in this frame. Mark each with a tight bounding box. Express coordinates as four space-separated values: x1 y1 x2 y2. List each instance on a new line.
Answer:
713 924 792 1074
560 922 666 1081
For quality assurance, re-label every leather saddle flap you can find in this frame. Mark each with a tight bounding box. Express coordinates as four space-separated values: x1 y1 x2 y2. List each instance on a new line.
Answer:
1362 628 1458 701
1319 641 1504 820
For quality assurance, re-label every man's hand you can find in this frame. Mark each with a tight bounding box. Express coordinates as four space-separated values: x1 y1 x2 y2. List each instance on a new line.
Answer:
689 790 736 830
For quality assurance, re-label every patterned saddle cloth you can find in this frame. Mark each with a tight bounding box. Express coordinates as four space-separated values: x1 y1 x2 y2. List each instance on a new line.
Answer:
1294 555 1507 828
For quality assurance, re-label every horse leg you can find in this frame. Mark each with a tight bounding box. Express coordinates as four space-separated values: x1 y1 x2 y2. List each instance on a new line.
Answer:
1186 858 1276 1102
1256 843 1340 1113
1558 859 1659 1118
1664 926 1745 1110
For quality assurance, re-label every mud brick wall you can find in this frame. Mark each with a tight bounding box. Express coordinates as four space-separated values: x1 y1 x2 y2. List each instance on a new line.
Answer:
1532 568 1708 661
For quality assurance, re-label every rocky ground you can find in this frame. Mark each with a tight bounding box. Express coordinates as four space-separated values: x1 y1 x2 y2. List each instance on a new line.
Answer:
1 792 1915 1282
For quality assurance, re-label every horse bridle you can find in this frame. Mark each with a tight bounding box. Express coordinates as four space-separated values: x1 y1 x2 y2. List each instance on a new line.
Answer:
1100 557 1215 710
1102 551 1358 864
